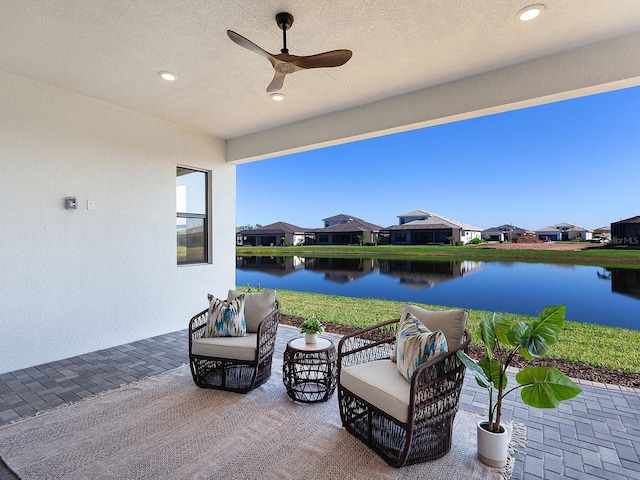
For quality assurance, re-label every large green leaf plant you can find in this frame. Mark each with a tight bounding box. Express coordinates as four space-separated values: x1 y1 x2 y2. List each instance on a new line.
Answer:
457 305 582 433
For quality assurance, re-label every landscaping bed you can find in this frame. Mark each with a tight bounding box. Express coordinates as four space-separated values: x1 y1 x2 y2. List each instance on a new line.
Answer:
279 314 640 389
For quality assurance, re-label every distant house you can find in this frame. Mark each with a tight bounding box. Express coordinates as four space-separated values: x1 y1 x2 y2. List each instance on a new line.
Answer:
535 222 593 241
611 216 640 246
306 214 383 245
482 224 533 242
381 209 482 245
593 225 612 243
237 221 308 246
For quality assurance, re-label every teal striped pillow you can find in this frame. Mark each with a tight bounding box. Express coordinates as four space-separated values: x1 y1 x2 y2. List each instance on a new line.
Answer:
204 294 247 337
396 312 448 381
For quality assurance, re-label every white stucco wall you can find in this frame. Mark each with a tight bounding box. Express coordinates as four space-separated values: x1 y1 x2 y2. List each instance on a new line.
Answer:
462 231 482 243
0 72 236 374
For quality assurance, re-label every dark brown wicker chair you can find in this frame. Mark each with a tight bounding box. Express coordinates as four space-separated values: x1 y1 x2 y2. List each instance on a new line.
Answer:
189 298 280 394
337 313 470 467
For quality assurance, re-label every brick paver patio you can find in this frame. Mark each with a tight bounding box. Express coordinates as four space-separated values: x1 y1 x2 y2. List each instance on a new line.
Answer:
1 325 639 479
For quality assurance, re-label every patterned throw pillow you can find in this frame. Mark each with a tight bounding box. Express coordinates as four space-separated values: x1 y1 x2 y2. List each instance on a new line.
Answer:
204 294 247 337
396 312 448 381
390 312 429 362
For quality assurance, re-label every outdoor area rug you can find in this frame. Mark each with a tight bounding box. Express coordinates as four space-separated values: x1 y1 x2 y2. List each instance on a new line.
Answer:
0 362 525 479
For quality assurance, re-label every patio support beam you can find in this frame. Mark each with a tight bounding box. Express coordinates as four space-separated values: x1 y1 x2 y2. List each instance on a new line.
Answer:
226 31 640 164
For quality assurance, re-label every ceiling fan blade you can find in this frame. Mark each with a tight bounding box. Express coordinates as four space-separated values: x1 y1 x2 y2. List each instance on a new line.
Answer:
291 50 353 70
266 71 286 92
227 30 276 67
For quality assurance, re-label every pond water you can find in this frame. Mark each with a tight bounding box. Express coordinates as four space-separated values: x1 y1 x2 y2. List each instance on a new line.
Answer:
236 256 640 330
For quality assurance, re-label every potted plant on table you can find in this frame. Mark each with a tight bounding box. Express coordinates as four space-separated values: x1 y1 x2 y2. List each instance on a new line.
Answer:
457 304 582 468
299 316 325 344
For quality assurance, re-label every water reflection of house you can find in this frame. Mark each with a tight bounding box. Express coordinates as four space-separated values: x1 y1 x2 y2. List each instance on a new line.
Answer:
304 257 375 283
236 255 305 276
611 268 640 300
381 210 482 245
378 260 482 289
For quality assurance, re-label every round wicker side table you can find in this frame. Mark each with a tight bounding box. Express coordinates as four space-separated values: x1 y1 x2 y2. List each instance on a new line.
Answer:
283 337 337 403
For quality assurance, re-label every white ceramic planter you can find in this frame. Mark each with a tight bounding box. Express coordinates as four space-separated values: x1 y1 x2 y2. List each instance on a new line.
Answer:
305 333 318 344
476 421 509 468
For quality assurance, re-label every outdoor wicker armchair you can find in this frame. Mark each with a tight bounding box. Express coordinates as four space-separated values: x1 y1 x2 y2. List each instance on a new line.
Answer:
337 306 470 467
189 289 280 393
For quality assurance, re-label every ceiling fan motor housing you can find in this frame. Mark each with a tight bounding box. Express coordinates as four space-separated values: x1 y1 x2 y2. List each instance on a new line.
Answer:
276 12 294 30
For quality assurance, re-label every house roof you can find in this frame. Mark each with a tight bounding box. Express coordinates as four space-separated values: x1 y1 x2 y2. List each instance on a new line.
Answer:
2 2 639 162
240 221 308 235
390 211 481 232
482 224 534 234
535 223 592 233
612 216 640 225
536 226 560 233
315 216 383 233
397 210 431 218
322 214 355 223
386 215 481 232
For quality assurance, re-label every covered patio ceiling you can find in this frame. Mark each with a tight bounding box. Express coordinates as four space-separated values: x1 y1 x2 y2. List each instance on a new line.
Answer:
2 1 640 162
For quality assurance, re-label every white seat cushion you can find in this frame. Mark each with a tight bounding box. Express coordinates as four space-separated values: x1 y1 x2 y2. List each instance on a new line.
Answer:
191 334 258 361
340 359 410 423
227 289 277 333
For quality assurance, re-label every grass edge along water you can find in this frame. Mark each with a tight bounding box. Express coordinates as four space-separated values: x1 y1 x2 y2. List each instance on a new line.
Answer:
238 286 640 374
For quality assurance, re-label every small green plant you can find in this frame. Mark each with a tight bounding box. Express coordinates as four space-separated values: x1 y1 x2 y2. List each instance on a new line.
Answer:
457 304 582 433
469 237 482 245
299 316 325 335
245 282 262 292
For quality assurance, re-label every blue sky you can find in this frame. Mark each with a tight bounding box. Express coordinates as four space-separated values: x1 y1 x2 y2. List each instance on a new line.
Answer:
237 85 640 231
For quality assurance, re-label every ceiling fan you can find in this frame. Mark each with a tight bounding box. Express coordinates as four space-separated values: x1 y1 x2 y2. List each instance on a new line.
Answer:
227 12 352 92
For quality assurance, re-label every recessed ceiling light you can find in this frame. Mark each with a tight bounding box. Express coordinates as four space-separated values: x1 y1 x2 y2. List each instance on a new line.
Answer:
158 71 178 81
270 92 285 101
517 4 545 21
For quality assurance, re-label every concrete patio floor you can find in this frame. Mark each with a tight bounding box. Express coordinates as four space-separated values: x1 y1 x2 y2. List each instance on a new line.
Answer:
1 325 639 479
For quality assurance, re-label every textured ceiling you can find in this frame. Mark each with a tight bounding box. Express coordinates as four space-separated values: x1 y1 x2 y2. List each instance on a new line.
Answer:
1 1 640 140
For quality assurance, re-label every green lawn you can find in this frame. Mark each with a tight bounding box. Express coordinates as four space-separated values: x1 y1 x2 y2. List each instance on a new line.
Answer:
240 288 640 374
